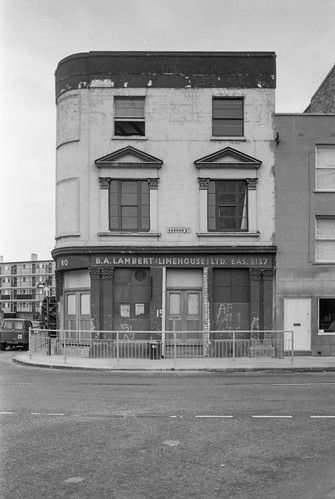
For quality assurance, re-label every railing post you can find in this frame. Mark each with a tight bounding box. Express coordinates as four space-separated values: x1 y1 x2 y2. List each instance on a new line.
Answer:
116 331 120 365
63 330 67 364
173 330 177 368
29 327 32 360
232 331 236 360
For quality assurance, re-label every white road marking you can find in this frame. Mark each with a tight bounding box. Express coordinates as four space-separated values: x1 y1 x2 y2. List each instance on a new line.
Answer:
64 477 84 484
195 415 233 418
30 412 65 416
310 415 335 419
5 411 335 419
271 383 335 386
163 440 181 446
252 415 293 418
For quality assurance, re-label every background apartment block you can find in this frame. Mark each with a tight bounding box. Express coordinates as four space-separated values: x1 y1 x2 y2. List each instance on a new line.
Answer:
0 254 56 320
53 51 277 335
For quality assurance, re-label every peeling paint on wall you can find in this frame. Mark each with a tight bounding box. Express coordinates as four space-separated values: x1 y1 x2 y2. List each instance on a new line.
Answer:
55 51 276 100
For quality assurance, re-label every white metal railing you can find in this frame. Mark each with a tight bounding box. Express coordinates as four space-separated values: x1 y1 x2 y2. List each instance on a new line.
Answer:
28 329 294 365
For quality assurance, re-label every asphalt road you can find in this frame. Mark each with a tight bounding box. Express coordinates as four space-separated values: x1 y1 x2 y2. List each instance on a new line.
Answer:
1 350 335 499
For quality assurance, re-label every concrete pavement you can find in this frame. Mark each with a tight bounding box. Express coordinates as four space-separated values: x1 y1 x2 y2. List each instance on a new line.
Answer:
13 351 335 371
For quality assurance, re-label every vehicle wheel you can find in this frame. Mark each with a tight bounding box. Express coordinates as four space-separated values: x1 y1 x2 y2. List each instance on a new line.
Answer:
0 343 6 351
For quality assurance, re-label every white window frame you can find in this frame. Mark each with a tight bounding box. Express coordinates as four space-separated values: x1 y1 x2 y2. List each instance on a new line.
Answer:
315 216 335 263
114 96 145 137
315 145 335 192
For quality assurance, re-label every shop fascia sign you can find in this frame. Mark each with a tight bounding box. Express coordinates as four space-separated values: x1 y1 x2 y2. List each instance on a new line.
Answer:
56 254 273 270
93 254 272 268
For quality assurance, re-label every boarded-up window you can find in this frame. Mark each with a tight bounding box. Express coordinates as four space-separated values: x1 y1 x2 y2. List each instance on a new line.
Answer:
316 145 335 190
212 98 243 137
109 180 150 232
113 268 151 331
208 180 248 232
213 269 250 330
315 217 335 263
114 97 145 136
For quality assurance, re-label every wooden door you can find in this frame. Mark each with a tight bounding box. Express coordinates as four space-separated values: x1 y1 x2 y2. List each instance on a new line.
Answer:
167 290 201 332
65 291 91 336
284 298 311 351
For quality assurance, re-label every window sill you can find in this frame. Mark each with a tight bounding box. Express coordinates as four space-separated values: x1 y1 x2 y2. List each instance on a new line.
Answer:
211 137 246 142
98 231 161 238
313 190 335 193
313 262 335 265
111 136 147 141
197 231 259 238
55 233 81 240
318 330 335 335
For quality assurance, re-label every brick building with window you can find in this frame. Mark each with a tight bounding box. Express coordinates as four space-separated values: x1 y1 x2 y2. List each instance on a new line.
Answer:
275 65 335 355
53 51 277 336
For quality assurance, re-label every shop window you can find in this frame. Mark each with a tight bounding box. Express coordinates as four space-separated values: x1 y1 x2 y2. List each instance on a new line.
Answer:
315 217 335 263
109 180 150 231
212 97 244 137
208 180 248 232
114 97 145 136
319 298 335 332
315 145 335 191
213 269 250 330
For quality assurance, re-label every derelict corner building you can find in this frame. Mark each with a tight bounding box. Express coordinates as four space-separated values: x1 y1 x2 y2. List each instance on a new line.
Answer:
53 51 276 334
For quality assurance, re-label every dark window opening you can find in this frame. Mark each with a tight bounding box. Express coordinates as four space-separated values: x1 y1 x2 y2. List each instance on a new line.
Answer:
109 180 150 232
319 299 335 332
208 180 248 232
212 98 244 137
213 269 250 330
114 97 145 136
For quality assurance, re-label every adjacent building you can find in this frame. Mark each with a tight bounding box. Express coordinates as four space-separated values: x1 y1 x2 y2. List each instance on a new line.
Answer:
0 254 56 320
275 110 335 354
53 51 277 336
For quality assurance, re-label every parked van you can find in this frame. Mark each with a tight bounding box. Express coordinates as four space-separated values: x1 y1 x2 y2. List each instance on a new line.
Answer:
0 319 32 350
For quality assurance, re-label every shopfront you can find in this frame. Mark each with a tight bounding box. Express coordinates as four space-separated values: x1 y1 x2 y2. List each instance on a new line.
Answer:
55 248 276 333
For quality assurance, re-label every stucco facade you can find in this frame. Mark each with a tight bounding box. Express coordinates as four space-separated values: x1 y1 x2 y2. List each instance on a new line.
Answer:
53 52 277 337
275 114 335 354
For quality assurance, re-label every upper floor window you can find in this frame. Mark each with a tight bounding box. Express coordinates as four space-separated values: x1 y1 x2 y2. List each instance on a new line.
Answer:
208 180 248 232
316 145 335 191
212 98 244 137
114 97 145 136
109 180 149 231
315 217 335 263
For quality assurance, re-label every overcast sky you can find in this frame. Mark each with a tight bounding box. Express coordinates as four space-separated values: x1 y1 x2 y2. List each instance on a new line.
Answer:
0 0 334 262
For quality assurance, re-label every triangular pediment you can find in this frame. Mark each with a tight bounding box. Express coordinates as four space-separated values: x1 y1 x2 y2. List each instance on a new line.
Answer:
194 147 262 169
95 146 163 169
